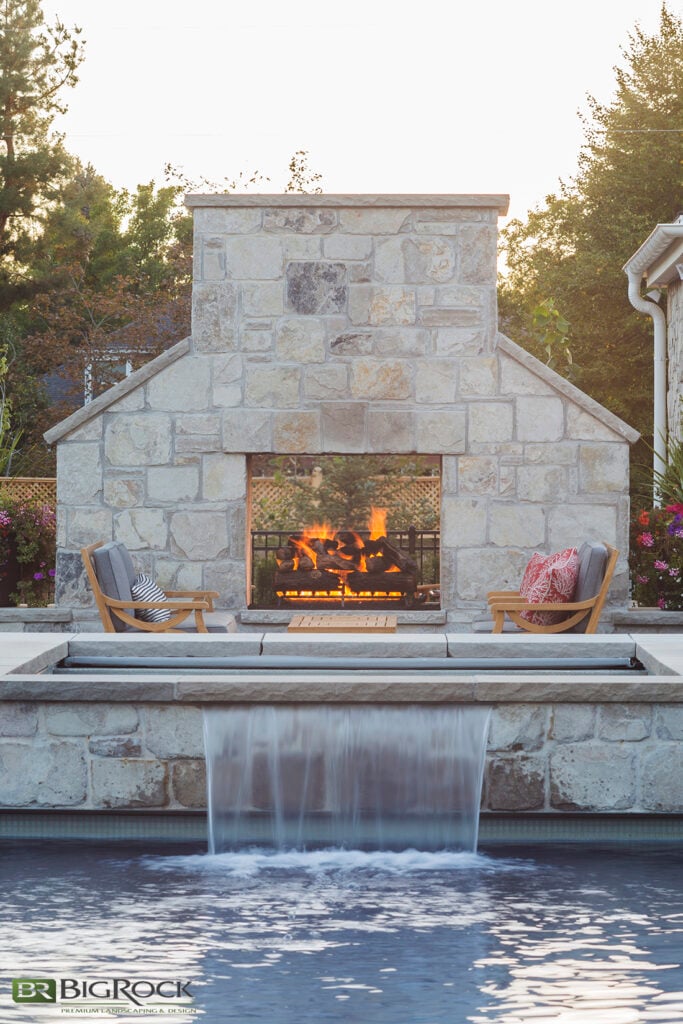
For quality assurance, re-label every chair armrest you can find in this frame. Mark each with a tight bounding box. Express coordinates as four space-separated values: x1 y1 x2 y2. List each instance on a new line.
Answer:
104 595 211 611
165 589 218 611
488 596 597 612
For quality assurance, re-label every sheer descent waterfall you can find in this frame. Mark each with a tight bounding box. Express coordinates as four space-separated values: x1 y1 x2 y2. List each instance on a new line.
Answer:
204 706 491 853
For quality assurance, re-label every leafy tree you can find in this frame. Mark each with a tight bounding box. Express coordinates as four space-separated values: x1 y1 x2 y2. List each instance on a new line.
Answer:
0 0 83 309
500 3 683 438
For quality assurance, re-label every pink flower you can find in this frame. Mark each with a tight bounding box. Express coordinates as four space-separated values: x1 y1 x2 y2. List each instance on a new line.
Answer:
637 575 650 584
637 532 654 548
666 503 683 516
670 568 680 577
654 560 669 571
658 597 667 609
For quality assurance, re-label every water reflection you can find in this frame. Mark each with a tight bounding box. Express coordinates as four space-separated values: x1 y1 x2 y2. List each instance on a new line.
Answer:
0 843 682 1023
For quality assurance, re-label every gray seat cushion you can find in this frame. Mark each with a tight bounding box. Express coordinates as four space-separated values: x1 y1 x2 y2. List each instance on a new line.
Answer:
569 541 608 633
92 542 137 632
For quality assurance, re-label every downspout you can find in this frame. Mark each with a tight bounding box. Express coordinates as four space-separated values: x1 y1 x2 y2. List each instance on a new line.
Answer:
626 268 668 492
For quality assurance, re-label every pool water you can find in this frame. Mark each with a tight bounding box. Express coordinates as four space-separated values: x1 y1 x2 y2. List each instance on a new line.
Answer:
1 841 683 1023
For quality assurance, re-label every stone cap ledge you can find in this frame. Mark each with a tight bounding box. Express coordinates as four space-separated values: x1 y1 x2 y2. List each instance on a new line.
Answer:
185 193 510 214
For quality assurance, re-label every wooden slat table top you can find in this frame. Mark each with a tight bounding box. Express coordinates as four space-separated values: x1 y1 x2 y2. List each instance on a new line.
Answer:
287 613 398 633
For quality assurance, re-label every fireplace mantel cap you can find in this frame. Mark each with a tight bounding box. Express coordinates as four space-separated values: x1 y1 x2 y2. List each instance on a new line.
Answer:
184 193 510 215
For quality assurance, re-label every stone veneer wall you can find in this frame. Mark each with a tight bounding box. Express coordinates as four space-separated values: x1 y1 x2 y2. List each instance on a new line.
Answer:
668 279 683 443
2 700 682 813
47 195 638 626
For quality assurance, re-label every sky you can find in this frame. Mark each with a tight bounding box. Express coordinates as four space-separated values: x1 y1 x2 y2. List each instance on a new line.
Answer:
42 0 679 225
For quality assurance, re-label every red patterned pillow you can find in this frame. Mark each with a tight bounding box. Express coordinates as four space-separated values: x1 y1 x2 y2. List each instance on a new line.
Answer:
519 547 579 625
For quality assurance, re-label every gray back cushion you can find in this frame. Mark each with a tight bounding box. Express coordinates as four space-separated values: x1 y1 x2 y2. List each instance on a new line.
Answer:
92 542 137 632
570 541 608 633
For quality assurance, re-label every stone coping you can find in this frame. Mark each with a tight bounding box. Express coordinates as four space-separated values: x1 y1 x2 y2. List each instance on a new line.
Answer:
0 608 72 622
184 193 510 213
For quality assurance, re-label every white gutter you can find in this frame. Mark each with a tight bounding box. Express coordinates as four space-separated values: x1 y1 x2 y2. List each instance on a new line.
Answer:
625 268 668 486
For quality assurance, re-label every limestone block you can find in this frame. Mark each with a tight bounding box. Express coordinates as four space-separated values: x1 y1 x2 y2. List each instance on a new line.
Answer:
488 706 547 752
487 756 545 810
0 740 87 806
441 456 458 494
194 207 262 233
323 234 372 259
420 308 481 328
57 444 102 504
321 402 367 453
55 550 90 607
566 406 621 441
349 286 416 326
147 357 210 412
490 504 545 547
241 281 284 317
415 361 457 404
228 505 246 559
654 706 683 739
223 409 272 452
241 329 273 353
68 419 103 442
516 397 564 442
330 331 374 356
500 357 554 396
442 496 487 547
435 284 485 306
525 443 578 465
285 261 347 314
244 365 300 408
91 759 168 808
147 466 199 503
204 559 247 608
170 511 228 560
459 224 497 284
273 411 322 453
459 357 498 396
338 208 410 233
105 414 172 467
153 559 203 593
282 236 323 259
349 261 372 283
598 704 652 742
172 759 207 808
435 327 486 356
0 703 37 737
276 319 326 363
211 352 243 407
264 208 336 233
202 453 246 502
225 236 283 279
547 504 616 549
468 403 514 444
375 329 430 358
192 281 237 354
175 413 222 453
367 409 416 452
67 509 113 548
143 706 204 758
375 236 456 284
104 477 145 508
89 736 142 757
456 547 528 599
109 389 145 412
416 410 466 453
549 705 596 742
579 444 629 493
115 508 168 551
641 747 683 811
550 744 636 810
200 236 226 280
303 364 349 399
516 465 568 503
350 358 412 400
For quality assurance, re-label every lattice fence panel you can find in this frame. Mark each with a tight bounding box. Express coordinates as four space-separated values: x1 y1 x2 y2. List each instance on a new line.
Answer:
0 477 57 506
251 476 440 528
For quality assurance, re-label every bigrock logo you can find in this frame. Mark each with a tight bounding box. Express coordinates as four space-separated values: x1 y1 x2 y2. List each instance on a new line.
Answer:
11 977 194 1009
12 979 57 1003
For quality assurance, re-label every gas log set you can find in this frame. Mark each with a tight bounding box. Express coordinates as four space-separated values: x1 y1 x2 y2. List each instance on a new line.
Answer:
274 509 420 608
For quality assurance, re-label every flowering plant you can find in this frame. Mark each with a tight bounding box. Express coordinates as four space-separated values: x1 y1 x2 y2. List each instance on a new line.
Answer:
0 493 56 606
630 504 683 610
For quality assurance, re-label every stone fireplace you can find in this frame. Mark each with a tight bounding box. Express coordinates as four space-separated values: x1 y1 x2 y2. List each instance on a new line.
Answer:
46 194 639 629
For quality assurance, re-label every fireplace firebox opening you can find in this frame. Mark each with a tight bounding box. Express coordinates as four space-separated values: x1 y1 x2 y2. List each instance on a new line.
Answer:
248 455 441 610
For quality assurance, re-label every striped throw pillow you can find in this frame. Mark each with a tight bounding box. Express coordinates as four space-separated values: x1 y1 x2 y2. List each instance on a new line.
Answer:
131 573 171 623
